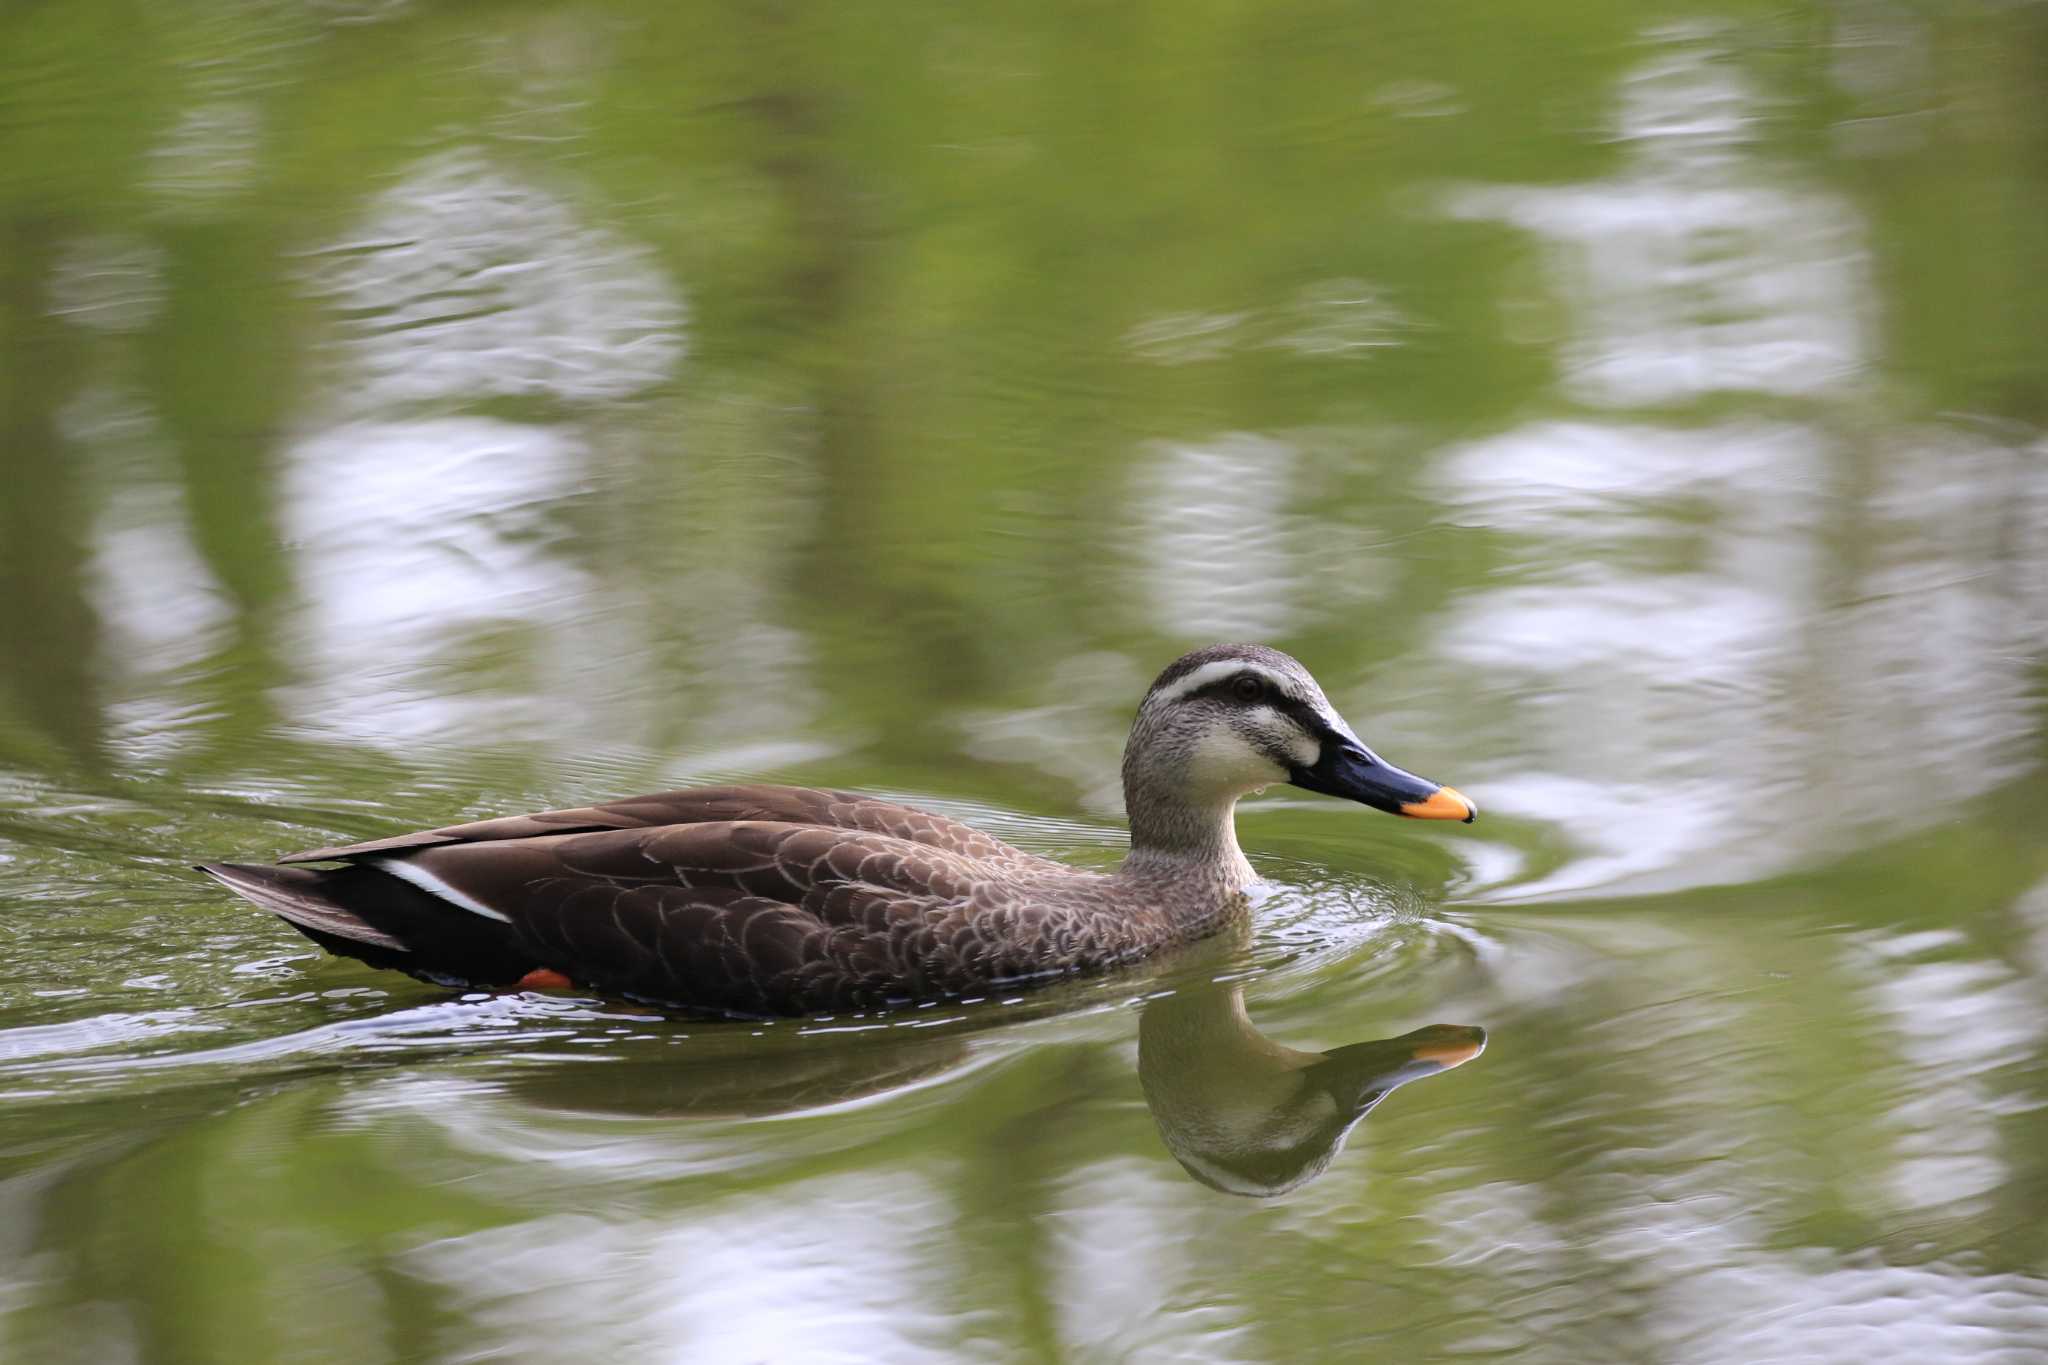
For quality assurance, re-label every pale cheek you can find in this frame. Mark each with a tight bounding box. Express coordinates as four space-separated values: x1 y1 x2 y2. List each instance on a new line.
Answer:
1184 731 1288 795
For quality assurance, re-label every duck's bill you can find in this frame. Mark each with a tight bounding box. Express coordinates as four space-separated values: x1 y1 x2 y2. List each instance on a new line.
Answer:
1403 1024 1488 1069
1399 785 1477 822
1289 742 1477 824
1324 1024 1488 1110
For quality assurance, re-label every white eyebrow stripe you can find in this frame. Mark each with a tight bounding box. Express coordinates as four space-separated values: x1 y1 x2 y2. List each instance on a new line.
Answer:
1149 659 1299 708
377 856 513 922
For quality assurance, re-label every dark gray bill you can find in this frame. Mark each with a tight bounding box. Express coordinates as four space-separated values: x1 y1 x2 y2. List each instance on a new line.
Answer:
1289 741 1476 823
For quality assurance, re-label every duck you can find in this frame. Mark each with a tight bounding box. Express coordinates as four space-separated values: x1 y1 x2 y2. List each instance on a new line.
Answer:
197 643 1474 1016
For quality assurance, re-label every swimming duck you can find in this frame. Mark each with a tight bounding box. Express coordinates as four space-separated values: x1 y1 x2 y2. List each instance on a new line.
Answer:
197 643 1474 1015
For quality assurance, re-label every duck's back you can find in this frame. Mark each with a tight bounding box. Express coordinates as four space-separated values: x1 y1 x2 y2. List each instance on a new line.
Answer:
202 785 1154 1016
280 784 1055 870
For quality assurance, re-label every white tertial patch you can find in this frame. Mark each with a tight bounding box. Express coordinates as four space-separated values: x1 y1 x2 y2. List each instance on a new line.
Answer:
1149 659 1299 708
378 857 512 923
1184 728 1289 797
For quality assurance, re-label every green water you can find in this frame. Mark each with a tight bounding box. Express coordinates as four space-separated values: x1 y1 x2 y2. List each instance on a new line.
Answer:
4 2 2048 1360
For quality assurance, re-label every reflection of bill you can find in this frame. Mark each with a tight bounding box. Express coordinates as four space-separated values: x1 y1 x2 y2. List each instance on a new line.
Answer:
1140 976 1483 1198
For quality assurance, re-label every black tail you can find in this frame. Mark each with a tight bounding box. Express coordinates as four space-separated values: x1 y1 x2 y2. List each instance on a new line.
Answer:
196 861 539 988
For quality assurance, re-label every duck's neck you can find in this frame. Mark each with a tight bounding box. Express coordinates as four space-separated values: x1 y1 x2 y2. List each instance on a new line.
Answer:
1118 786 1258 895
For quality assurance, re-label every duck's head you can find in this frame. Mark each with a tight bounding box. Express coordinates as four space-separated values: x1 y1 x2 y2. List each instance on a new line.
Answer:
1122 644 1473 857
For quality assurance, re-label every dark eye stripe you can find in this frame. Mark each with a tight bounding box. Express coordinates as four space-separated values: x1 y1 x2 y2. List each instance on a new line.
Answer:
1193 678 1324 734
1193 677 1258 703
1272 695 1325 736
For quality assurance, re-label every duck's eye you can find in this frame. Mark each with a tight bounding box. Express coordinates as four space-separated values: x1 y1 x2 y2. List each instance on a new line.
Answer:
1230 675 1265 704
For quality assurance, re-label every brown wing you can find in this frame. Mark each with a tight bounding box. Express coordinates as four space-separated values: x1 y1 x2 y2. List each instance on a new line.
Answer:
380 820 1086 1014
281 784 1050 870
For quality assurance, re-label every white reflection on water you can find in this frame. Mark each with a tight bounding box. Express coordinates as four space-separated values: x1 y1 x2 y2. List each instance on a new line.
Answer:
278 418 598 745
89 481 232 682
2021 876 2048 982
1444 40 1868 406
1821 427 2048 830
1371 79 1464 120
1265 278 1410 358
1124 278 1407 364
1856 931 2039 1216
279 150 693 747
1131 434 1300 639
1049 1159 1251 1361
1427 420 1827 893
301 149 686 411
406 1176 977 1364
146 102 265 205
47 236 166 335
0 1008 209 1064
1123 310 1247 365
1417 32 2048 897
1425 1179 2048 1361
1427 418 2048 896
73 388 232 754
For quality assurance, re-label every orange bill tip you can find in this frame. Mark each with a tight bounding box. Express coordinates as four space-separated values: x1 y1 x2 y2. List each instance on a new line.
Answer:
514 967 574 991
1399 784 1477 823
1400 1024 1487 1069
1410 1034 1487 1069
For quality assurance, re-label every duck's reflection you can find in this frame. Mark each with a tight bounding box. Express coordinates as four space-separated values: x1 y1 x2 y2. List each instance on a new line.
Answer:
498 979 1484 1198
1138 978 1483 1196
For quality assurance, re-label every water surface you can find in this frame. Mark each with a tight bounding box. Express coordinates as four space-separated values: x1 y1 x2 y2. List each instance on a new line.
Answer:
4 3 2048 1361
